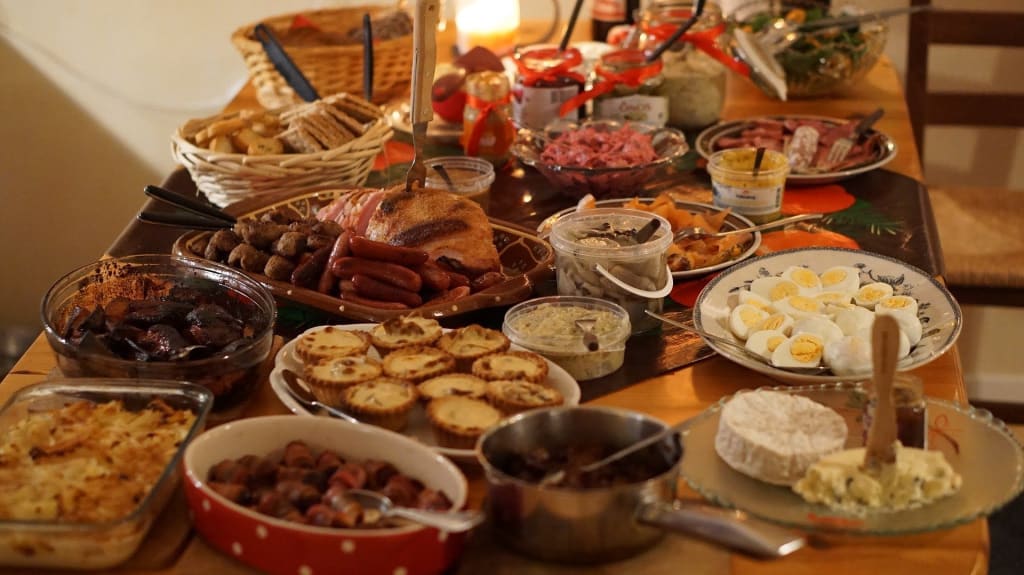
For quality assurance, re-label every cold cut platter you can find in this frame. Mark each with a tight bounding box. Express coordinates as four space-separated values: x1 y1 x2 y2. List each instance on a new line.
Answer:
695 115 897 185
172 187 554 322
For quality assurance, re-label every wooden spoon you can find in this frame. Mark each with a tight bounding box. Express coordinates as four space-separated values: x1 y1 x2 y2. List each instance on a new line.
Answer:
862 314 901 474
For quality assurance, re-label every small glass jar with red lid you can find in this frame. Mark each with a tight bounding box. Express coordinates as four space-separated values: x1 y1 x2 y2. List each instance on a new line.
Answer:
512 46 587 131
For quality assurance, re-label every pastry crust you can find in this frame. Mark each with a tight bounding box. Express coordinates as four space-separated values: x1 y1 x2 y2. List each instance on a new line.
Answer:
485 380 564 414
426 396 503 449
369 316 443 352
381 346 456 383
341 378 419 431
436 325 510 371
417 373 488 402
471 351 549 383
295 327 371 363
302 355 382 406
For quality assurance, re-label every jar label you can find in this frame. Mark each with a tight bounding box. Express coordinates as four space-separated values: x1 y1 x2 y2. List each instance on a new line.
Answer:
513 83 581 131
711 182 783 215
594 95 668 126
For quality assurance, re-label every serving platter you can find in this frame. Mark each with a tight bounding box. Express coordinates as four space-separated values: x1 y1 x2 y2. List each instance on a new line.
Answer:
693 247 962 385
694 114 897 185
537 198 762 280
172 189 554 322
680 383 1024 535
269 323 581 463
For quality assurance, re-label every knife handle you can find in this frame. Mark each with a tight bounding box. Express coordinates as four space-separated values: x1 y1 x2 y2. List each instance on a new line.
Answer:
410 0 440 126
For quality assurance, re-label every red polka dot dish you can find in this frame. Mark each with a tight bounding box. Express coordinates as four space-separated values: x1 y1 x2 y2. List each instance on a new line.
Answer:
182 415 469 575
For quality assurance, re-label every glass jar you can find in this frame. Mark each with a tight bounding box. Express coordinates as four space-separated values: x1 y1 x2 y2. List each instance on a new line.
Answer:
862 374 928 449
707 148 790 224
639 1 729 130
512 46 586 131
588 48 669 127
462 71 515 166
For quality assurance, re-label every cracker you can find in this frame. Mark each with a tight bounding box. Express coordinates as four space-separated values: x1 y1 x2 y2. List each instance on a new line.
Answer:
278 124 322 154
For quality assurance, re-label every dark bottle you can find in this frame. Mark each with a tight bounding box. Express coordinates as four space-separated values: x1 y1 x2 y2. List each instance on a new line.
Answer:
591 0 640 43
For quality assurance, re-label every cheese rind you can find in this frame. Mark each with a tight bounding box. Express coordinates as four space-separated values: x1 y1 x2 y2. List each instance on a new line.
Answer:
715 390 848 485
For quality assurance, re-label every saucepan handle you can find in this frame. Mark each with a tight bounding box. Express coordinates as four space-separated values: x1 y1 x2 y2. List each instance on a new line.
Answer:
636 500 806 559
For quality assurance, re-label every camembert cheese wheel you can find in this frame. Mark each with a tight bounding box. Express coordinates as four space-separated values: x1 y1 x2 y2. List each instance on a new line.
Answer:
714 390 848 486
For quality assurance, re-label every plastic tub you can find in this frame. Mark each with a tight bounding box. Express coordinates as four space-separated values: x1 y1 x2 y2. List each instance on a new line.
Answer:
503 296 631 381
549 208 674 333
707 148 790 224
424 156 496 212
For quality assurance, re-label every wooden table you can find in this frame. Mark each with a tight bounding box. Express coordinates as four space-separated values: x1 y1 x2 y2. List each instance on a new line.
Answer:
0 24 985 575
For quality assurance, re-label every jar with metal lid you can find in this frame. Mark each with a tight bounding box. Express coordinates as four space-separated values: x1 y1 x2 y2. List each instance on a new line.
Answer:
639 1 729 130
462 70 515 166
512 46 586 131
580 48 668 127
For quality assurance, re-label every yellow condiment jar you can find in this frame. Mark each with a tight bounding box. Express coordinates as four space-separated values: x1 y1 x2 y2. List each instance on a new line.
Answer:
707 148 790 224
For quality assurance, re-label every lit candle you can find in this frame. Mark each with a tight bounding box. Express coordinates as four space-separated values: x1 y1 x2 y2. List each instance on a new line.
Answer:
455 0 520 55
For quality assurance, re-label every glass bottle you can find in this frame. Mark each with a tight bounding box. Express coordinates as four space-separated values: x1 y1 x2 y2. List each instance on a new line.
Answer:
462 70 515 166
512 46 586 131
589 48 668 127
592 0 641 42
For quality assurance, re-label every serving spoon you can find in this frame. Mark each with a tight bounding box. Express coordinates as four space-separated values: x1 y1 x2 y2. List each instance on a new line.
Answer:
672 213 823 243
281 369 359 424
344 489 484 533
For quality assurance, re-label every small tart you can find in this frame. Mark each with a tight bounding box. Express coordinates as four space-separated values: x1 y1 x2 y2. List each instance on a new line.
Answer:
302 355 382 406
418 373 488 402
471 351 549 383
341 378 418 431
485 380 564 415
381 346 456 383
295 327 371 364
370 316 443 352
426 396 503 449
436 325 510 371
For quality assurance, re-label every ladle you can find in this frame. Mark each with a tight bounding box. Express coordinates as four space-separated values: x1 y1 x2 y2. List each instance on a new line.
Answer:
344 489 484 533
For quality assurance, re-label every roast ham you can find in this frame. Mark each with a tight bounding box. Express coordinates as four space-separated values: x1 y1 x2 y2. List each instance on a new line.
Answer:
316 185 501 277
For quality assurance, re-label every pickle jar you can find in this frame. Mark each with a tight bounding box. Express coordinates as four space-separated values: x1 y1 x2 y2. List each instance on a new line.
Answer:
512 46 587 131
639 1 728 130
589 48 668 127
462 70 516 166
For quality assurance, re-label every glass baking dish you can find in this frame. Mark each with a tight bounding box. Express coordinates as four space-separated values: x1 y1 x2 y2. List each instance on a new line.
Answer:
0 379 213 569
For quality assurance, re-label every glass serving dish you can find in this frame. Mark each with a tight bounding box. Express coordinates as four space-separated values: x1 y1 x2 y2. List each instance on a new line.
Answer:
511 118 689 200
41 254 277 412
680 383 1024 535
0 379 213 569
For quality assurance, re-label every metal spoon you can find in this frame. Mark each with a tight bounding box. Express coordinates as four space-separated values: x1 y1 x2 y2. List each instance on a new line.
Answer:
644 311 831 375
672 213 823 243
281 369 359 424
344 489 484 532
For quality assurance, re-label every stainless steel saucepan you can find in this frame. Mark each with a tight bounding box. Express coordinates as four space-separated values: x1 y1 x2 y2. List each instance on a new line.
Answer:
476 406 805 564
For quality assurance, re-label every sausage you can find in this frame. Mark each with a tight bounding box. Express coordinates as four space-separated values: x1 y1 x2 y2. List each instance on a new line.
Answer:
349 236 429 266
414 260 451 292
316 450 345 475
338 285 411 310
317 231 350 294
329 462 369 489
283 441 316 468
332 257 423 292
426 286 471 305
446 271 470 289
363 460 400 489
209 481 250 504
352 274 423 308
209 460 251 484
291 246 331 289
275 480 322 510
470 271 505 292
305 503 337 527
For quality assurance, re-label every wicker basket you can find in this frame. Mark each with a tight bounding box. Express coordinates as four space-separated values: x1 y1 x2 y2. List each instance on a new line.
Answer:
231 7 412 108
171 93 392 208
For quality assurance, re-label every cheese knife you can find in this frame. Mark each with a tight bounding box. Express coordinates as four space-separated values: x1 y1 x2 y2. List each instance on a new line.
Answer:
862 314 901 474
405 0 440 193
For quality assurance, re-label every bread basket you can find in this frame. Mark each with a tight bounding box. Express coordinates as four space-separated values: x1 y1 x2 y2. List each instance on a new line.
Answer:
231 6 413 108
171 93 392 207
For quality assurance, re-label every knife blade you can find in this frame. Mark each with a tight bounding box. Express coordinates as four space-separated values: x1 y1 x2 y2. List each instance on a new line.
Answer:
405 0 440 193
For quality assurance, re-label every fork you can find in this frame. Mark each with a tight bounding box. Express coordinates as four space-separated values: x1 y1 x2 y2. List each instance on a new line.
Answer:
825 108 884 169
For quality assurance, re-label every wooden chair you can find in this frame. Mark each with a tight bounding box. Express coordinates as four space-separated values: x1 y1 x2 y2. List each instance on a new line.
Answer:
905 0 1024 307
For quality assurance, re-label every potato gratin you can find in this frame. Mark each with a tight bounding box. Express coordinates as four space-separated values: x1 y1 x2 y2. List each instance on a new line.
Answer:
0 399 194 523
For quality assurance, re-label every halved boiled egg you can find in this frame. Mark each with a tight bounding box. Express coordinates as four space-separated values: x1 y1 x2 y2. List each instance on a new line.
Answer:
792 316 844 345
819 265 861 296
737 289 773 310
854 326 913 359
729 304 770 341
750 277 801 302
854 282 894 309
876 295 919 318
756 312 794 335
832 305 876 336
770 295 823 319
815 291 853 306
771 333 825 368
745 329 788 361
823 335 874 377
781 266 822 296
876 305 923 346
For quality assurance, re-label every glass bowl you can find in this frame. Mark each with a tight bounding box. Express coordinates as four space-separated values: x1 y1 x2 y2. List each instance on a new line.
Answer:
732 4 889 98
511 118 689 200
0 379 212 569
40 254 277 412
